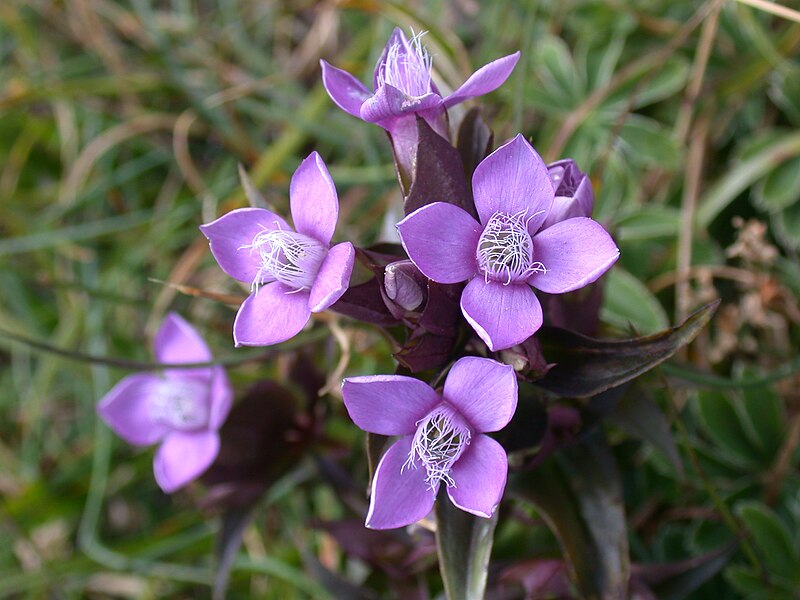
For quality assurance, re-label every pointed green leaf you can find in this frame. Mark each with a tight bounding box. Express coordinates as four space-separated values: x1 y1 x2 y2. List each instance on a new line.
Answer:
511 431 629 599
435 491 499 600
736 501 800 582
536 301 718 398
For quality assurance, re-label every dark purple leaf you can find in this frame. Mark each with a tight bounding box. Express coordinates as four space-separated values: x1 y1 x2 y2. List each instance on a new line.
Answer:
418 281 462 337
394 330 457 373
332 277 400 326
535 301 719 398
510 430 629 600
499 559 573 599
457 107 494 182
607 384 683 473
540 280 605 337
405 117 472 217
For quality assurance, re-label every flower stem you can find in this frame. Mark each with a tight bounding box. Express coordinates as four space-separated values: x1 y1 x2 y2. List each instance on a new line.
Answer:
435 490 498 600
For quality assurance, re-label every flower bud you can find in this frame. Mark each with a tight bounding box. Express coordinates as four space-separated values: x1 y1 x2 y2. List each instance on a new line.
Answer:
543 159 594 229
384 259 427 311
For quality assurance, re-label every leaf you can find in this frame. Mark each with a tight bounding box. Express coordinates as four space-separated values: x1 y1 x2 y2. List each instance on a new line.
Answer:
331 278 400 327
601 267 669 335
457 107 493 180
736 501 800 582
617 116 681 169
201 380 307 511
607 385 682 473
771 200 800 251
753 155 800 212
435 489 499 600
697 131 800 228
213 507 255 600
634 542 736 600
535 301 718 398
694 390 763 468
405 117 472 217
739 372 785 459
616 206 681 241
238 163 270 210
511 431 629 600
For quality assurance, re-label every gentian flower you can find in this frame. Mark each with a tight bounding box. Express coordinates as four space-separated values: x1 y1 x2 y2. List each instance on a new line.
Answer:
200 152 355 346
397 135 619 351
542 158 594 229
342 356 517 529
321 29 520 182
97 313 232 493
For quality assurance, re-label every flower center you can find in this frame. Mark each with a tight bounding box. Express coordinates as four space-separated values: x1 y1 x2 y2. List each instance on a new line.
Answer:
476 210 546 284
377 31 433 98
405 403 471 489
149 378 210 431
242 227 326 292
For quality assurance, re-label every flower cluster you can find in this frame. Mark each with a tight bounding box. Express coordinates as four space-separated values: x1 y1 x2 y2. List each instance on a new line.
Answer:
97 28 619 534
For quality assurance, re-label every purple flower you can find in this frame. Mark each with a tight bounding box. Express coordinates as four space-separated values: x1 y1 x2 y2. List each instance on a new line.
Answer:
321 29 520 183
342 356 517 529
97 313 232 493
200 152 355 346
397 135 619 351
542 158 594 229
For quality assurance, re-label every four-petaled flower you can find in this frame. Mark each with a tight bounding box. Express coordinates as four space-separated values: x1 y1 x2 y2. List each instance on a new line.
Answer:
97 313 232 493
200 152 355 346
321 28 520 182
342 357 517 529
397 135 620 351
543 158 594 229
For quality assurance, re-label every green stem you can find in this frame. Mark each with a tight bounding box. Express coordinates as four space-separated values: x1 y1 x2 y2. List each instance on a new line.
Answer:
435 491 499 600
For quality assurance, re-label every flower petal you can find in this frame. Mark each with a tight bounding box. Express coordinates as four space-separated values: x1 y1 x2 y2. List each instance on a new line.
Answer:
443 51 521 108
448 434 508 518
460 277 542 351
342 375 440 435
97 373 167 446
360 84 442 127
443 357 518 432
233 282 311 347
397 202 482 284
373 28 411 90
200 207 290 284
320 60 371 118
153 312 212 365
309 242 355 312
153 430 220 493
528 217 619 294
472 134 554 232
290 152 339 245
366 435 437 529
208 366 233 430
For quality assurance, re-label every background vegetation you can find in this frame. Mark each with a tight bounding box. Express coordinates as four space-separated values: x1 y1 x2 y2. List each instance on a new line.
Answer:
1 0 799 598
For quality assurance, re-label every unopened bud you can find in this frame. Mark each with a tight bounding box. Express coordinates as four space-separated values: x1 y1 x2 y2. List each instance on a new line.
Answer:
384 260 426 311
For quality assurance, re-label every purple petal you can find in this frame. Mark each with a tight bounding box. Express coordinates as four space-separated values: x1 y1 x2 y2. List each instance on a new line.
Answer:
153 312 212 365
443 51 521 109
360 84 442 127
460 277 542 351
309 242 355 312
290 152 339 245
448 434 507 518
153 430 219 493
320 60 371 118
208 366 233 430
397 202 482 284
528 217 619 294
97 373 167 446
233 282 311 347
366 435 437 529
200 207 290 284
472 135 554 232
373 28 412 90
443 357 518 433
342 375 439 435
